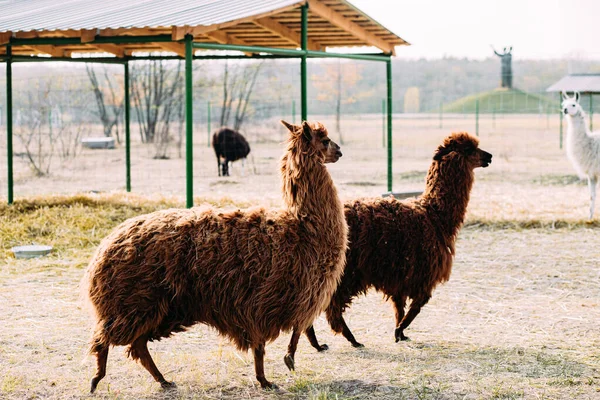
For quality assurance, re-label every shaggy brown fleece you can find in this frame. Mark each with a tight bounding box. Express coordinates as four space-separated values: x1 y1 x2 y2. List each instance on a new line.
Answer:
84 121 348 392
284 132 492 367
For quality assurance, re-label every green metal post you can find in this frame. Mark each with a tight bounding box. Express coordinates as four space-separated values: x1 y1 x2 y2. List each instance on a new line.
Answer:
475 99 479 137
207 101 211 147
6 46 13 204
124 61 131 192
292 99 296 124
386 59 393 193
301 4 308 121
382 98 385 147
185 35 194 208
590 94 593 131
559 93 563 149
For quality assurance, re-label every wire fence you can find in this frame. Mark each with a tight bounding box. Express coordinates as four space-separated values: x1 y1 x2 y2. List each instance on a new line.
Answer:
0 58 598 204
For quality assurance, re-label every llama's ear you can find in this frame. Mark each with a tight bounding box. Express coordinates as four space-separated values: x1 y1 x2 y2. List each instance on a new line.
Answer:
433 146 448 161
575 91 580 102
280 120 297 132
562 92 569 101
301 121 313 142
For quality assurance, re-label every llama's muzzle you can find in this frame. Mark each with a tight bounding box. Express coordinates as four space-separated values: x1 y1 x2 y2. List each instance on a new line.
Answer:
481 150 492 168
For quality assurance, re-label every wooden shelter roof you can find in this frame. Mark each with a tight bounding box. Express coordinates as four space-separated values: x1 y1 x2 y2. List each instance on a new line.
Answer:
0 0 408 58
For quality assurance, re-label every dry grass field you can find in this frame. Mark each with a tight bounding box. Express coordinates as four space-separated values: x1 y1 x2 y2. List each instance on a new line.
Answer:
1 114 599 399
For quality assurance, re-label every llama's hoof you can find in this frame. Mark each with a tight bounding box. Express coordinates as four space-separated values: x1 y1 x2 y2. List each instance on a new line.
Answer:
317 344 329 352
395 328 410 342
284 354 295 371
160 381 176 390
90 378 101 393
258 378 277 390
351 342 365 348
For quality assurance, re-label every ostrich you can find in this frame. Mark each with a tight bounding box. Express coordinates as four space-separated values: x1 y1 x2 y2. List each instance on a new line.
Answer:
283 132 492 370
85 121 347 392
212 127 251 176
562 91 600 220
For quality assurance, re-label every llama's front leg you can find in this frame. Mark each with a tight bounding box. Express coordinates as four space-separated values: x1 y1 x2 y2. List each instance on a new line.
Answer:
253 343 276 389
284 329 300 371
326 306 364 348
588 176 598 220
392 294 408 342
305 325 329 352
395 295 430 342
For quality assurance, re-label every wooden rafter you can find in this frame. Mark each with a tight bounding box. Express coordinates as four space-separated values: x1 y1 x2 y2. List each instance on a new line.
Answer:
204 30 254 56
254 17 322 51
156 42 186 57
0 31 12 45
93 44 125 57
28 45 65 57
307 0 395 55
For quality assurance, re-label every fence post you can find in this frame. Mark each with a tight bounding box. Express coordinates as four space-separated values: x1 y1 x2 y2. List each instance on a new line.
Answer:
124 60 131 192
207 100 211 147
382 98 385 147
185 35 194 208
6 46 13 204
590 94 594 132
292 99 296 124
386 59 393 193
559 92 563 149
475 99 479 137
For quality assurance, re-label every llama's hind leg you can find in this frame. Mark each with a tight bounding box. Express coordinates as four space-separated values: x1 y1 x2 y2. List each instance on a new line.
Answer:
305 325 329 352
392 294 408 342
326 306 364 348
90 344 109 393
588 176 598 220
129 336 175 389
395 295 430 342
253 342 276 389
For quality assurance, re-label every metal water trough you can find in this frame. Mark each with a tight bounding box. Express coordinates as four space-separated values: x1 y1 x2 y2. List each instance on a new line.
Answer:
81 137 115 149
11 245 53 259
382 190 423 200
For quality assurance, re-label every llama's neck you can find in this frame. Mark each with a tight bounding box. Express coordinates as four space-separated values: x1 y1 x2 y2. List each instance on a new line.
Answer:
566 113 589 138
421 161 474 241
280 151 343 225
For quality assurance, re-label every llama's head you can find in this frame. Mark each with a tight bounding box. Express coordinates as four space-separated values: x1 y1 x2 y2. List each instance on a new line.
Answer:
280 120 342 164
433 132 492 169
562 92 583 117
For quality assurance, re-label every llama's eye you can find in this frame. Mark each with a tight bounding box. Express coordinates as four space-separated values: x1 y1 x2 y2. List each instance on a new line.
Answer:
322 139 330 146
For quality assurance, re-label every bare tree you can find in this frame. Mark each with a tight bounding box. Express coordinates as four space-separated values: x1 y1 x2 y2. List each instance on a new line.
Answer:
86 64 124 143
219 61 263 131
131 60 183 159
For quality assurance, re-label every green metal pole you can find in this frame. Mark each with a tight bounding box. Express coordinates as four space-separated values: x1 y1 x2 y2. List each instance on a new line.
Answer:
382 98 385 148
386 59 393 193
301 3 308 122
292 99 296 124
124 61 131 192
590 94 593 131
475 99 479 137
6 46 13 204
185 35 194 208
207 101 211 147
559 93 563 149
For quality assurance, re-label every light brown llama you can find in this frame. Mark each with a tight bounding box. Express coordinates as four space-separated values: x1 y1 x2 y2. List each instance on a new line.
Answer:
283 132 492 370
84 121 348 392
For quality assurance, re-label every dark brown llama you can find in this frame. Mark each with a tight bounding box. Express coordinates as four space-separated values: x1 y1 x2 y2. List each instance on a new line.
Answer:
85 121 348 392
212 127 251 176
283 132 492 370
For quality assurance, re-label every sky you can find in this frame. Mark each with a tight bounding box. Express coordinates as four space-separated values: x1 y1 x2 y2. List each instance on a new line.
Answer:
350 0 600 60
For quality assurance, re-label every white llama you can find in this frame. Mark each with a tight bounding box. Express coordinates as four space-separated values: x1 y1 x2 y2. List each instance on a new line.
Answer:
562 91 600 219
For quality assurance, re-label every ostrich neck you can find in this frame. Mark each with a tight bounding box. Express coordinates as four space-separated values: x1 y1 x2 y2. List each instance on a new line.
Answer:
421 163 474 239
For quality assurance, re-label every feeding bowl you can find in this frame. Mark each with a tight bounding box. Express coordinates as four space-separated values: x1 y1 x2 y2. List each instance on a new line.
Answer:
11 245 53 259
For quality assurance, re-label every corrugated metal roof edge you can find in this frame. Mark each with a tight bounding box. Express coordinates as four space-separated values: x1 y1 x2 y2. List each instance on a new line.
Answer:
342 0 410 47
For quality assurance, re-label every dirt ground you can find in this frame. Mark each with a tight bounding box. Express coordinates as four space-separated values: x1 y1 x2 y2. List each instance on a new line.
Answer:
1 114 599 399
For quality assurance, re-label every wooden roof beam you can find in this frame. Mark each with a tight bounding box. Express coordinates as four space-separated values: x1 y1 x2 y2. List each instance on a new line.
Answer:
156 42 186 57
204 31 255 56
28 45 65 57
254 17 322 51
0 31 12 45
307 0 395 55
